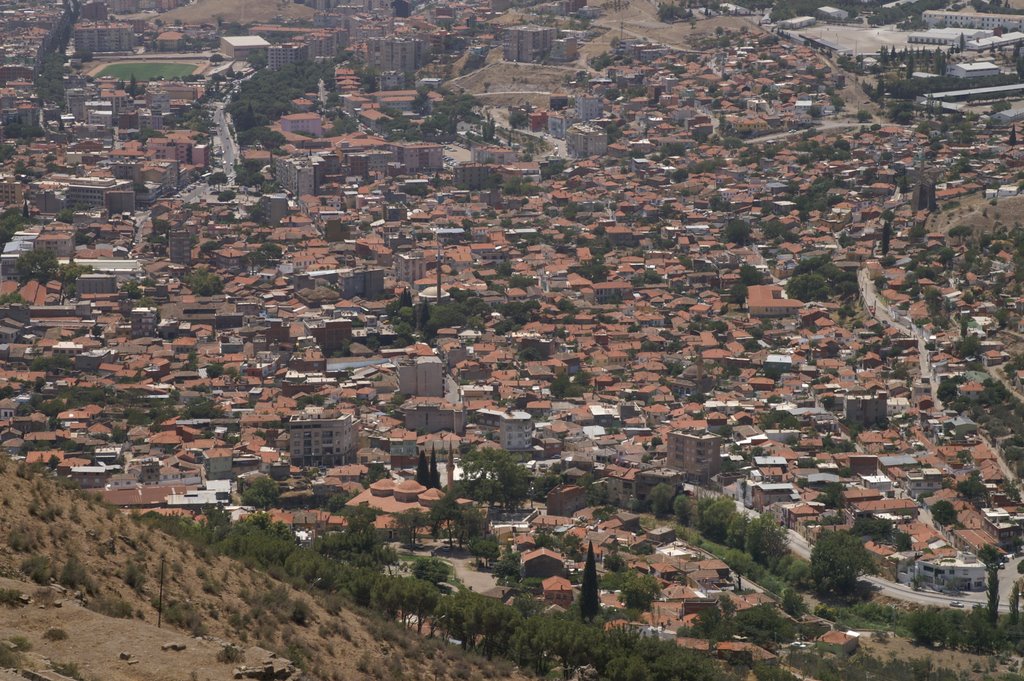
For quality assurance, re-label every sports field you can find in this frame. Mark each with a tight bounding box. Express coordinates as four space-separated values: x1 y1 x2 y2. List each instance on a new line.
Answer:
95 62 198 80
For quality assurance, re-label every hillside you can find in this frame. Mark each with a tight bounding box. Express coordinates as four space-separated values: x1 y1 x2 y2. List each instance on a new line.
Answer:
0 460 524 681
119 0 313 24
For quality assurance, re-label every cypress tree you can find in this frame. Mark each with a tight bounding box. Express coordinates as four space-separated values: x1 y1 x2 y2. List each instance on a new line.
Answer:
580 541 600 622
429 450 441 489
1011 125 1018 147
1011 582 1020 627
881 220 891 255
416 450 430 487
987 565 1000 626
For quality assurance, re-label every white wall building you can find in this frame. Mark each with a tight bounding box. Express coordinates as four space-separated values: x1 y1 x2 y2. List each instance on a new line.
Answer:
911 553 987 592
499 411 534 451
947 61 1001 79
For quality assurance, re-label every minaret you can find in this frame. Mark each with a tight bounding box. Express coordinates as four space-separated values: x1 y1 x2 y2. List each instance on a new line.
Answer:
435 233 442 305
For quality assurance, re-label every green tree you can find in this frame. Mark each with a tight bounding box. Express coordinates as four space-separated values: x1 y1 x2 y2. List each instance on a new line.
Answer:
468 536 500 566
781 588 805 617
416 450 430 487
673 494 693 525
958 471 987 505
241 476 280 510
429 450 441 489
580 541 600 622
810 530 874 598
745 514 788 567
647 483 675 517
460 448 530 509
17 250 58 283
621 572 660 611
696 497 738 543
982 548 1001 626
724 219 751 246
1011 582 1020 627
493 550 521 583
411 556 450 586
930 499 957 526
906 607 946 646
184 268 224 296
394 508 429 548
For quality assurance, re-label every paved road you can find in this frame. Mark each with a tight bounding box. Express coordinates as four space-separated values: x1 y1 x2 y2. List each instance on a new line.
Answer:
213 102 238 183
747 120 860 144
858 268 937 405
787 516 1022 611
721 491 1023 610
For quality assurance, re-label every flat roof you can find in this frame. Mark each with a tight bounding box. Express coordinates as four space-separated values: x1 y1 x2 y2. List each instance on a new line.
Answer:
922 82 1024 100
221 36 270 47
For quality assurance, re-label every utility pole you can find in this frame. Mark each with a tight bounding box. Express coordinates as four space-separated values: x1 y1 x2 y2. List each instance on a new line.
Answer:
157 556 165 628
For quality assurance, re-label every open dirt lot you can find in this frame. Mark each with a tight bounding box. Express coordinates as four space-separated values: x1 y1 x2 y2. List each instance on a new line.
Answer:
795 23 911 55
859 632 1009 678
125 0 313 24
586 4 762 57
448 61 576 96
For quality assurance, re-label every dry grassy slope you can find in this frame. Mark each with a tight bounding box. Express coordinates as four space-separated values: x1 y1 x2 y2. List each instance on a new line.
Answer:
0 463 526 681
120 0 313 24
926 191 1024 236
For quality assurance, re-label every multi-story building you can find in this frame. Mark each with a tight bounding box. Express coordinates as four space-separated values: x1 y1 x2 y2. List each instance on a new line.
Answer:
220 35 271 59
385 142 444 172
499 410 534 451
130 307 157 338
575 94 604 122
33 175 135 211
666 430 722 483
923 10 1024 30
844 392 888 427
268 42 309 70
74 22 135 53
503 25 557 62
274 154 330 196
280 112 323 137
566 123 608 157
394 250 428 284
168 228 192 264
0 176 23 207
365 36 428 73
398 355 444 397
289 411 356 468
911 553 987 592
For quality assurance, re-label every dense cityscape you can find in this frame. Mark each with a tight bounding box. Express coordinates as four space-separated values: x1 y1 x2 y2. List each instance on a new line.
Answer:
6 0 1024 679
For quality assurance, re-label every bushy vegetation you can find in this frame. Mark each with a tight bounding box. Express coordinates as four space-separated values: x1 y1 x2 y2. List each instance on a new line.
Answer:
228 61 334 133
137 508 723 681
0 587 23 606
43 628 68 641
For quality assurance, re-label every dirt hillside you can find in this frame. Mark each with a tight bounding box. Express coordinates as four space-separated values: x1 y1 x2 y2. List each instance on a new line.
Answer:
0 459 524 681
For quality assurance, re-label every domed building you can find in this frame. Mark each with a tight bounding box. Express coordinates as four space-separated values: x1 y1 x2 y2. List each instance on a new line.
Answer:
347 475 447 514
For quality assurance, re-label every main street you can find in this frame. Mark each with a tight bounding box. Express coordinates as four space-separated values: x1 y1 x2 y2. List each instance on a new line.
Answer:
212 102 239 183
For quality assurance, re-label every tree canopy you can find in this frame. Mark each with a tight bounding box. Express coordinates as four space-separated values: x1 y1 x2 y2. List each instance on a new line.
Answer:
810 530 874 598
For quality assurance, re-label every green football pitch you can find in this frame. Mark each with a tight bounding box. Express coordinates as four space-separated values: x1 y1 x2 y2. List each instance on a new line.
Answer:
95 62 197 80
